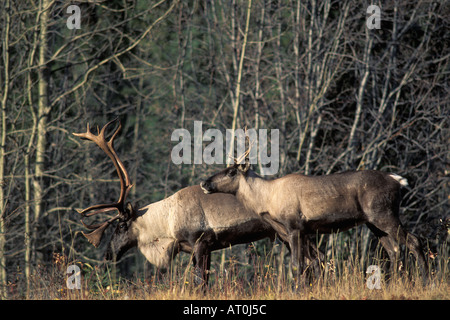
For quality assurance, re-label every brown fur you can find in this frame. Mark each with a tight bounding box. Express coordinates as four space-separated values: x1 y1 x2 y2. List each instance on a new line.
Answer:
105 185 276 289
201 166 428 281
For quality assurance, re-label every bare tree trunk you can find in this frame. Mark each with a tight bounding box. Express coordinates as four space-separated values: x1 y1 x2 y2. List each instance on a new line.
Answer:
24 119 37 297
0 0 11 299
291 0 301 173
32 0 51 266
296 0 316 165
253 2 265 174
23 1 40 296
227 0 252 163
0 96 6 300
131 77 143 199
271 2 286 175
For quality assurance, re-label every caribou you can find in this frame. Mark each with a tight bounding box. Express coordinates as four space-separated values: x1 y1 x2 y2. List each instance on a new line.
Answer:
73 119 277 289
200 150 428 282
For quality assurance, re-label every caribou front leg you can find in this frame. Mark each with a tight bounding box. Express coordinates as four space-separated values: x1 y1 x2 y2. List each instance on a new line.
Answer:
289 229 305 288
192 240 211 293
260 212 316 287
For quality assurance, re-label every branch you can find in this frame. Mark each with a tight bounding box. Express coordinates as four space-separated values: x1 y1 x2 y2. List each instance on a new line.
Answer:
50 0 179 108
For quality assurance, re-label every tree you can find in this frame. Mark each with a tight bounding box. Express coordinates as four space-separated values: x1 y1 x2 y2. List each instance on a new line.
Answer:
0 0 11 299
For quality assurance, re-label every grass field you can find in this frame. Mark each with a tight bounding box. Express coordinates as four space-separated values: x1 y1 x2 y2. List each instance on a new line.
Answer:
5 239 448 300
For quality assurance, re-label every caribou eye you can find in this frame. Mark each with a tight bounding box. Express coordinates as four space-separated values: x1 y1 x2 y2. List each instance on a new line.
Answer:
227 168 237 177
119 223 127 231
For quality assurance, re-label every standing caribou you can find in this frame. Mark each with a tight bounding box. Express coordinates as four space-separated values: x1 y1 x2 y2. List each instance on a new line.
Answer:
200 148 428 281
73 119 277 289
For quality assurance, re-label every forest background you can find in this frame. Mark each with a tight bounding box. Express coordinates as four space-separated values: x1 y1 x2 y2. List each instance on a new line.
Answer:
0 0 448 299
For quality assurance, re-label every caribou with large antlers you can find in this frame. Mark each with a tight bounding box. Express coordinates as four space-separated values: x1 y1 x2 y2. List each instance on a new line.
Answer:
200 144 428 281
73 119 276 288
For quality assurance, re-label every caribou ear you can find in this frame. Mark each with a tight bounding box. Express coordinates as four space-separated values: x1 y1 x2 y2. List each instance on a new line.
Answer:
124 202 136 220
238 158 250 173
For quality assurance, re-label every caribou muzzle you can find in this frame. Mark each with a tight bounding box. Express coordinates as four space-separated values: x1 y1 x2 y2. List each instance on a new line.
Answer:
200 180 214 194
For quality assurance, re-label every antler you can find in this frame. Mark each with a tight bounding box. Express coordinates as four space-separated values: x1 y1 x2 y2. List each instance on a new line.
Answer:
73 118 133 247
229 126 254 165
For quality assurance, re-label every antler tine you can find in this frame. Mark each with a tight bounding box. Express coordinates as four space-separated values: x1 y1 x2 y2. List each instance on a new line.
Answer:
234 126 253 164
73 118 117 146
72 123 91 140
104 120 133 204
101 118 133 203
80 213 121 247
98 118 118 143
75 204 119 217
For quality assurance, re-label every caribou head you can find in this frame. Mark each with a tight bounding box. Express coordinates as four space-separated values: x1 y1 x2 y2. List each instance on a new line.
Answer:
200 131 252 195
200 160 250 195
103 202 138 261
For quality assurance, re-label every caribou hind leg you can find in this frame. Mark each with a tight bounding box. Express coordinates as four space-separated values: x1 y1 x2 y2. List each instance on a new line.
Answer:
366 222 400 276
364 186 428 283
367 218 428 282
396 226 428 280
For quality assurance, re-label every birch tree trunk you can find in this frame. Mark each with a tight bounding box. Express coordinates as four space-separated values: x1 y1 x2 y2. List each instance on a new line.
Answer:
253 2 265 175
32 0 51 264
0 0 11 300
227 0 252 163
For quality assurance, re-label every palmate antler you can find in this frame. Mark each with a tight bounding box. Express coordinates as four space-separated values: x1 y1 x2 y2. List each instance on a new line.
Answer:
73 118 133 247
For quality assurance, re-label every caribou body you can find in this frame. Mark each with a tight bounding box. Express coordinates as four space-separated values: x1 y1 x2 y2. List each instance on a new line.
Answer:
73 120 275 288
105 185 276 285
200 161 428 279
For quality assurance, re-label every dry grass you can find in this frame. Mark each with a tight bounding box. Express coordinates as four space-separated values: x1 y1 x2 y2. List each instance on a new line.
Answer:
4 242 449 300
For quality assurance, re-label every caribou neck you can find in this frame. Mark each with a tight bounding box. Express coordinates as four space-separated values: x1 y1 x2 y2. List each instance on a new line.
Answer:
237 171 273 214
132 200 172 242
